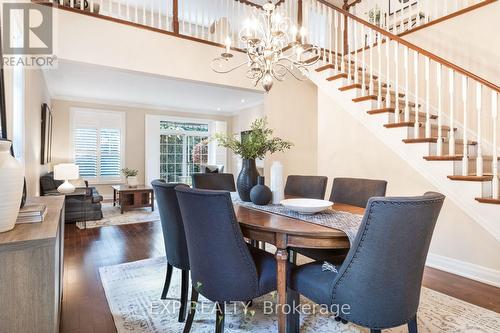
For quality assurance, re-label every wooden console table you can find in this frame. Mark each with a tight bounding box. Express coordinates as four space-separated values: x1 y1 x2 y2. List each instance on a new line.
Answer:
0 196 65 333
112 185 155 214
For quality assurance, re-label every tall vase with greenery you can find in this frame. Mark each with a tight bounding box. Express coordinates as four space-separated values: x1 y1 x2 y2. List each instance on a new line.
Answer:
214 118 293 201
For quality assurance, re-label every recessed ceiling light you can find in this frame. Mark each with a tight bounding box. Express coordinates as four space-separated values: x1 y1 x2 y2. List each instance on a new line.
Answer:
241 99 246 103
217 107 221 111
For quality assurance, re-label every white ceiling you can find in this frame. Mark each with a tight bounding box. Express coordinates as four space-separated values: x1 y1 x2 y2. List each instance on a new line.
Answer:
42 61 264 114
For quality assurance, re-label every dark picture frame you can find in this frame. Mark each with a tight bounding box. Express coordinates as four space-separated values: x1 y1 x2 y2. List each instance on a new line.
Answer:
388 0 418 16
41 103 53 165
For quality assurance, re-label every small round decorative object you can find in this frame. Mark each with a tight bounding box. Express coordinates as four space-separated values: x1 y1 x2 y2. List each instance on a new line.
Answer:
250 176 272 206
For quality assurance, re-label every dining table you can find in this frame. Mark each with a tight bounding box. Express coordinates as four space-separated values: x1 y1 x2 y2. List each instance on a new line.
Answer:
234 203 366 333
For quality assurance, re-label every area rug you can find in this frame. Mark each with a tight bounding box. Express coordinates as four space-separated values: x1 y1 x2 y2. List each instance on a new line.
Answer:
76 202 160 229
99 257 500 333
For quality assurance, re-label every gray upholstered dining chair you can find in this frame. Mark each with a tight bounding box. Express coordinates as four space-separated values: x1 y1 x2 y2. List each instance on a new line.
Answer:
291 177 388 264
175 186 280 333
192 173 236 191
287 192 445 333
284 175 328 199
151 180 191 322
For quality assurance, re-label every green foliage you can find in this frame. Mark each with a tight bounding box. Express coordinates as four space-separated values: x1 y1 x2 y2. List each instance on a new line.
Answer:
121 168 138 177
214 118 293 160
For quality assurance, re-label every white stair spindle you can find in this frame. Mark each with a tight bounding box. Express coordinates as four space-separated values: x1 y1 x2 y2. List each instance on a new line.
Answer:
404 47 409 121
142 0 146 25
476 83 483 176
385 38 391 108
348 18 352 82
492 91 499 199
158 0 162 29
413 51 419 138
369 29 374 96
437 63 443 155
150 0 154 28
328 8 332 64
334 10 338 71
361 25 366 95
462 76 469 176
425 57 431 137
394 41 400 122
340 14 345 73
354 22 358 84
377 32 382 109
449 70 456 156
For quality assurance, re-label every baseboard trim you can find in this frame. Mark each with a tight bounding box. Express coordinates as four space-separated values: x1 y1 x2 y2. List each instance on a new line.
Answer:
426 253 500 288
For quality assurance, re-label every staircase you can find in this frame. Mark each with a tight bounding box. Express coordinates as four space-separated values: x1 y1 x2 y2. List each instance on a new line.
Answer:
303 0 500 239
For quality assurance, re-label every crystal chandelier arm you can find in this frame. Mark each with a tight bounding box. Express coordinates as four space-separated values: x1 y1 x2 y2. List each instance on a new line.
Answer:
211 58 249 74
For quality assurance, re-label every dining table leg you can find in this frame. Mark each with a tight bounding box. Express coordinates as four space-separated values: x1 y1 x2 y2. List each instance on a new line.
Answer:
275 242 289 333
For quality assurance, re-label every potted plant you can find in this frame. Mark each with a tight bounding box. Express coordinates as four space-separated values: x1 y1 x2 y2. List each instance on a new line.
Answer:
214 118 293 201
121 168 139 188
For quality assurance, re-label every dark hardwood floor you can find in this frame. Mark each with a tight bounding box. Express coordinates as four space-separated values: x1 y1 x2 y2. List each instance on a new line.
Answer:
60 221 500 333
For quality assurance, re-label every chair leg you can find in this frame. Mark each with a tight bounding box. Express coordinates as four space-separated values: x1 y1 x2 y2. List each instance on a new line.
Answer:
215 302 225 333
182 287 199 333
408 315 418 333
178 270 189 323
161 264 173 300
286 288 300 333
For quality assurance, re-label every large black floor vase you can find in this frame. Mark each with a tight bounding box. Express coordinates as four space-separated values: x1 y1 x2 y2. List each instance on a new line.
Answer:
237 159 260 202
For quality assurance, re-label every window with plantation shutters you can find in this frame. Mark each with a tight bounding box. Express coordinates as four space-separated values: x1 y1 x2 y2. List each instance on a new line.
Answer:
72 109 125 183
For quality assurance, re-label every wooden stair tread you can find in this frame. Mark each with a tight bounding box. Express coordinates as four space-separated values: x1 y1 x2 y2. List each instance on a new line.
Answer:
424 155 499 161
368 108 437 119
384 122 456 131
403 138 477 145
352 95 378 102
475 197 500 205
326 73 348 81
339 83 362 91
316 64 335 72
448 175 494 182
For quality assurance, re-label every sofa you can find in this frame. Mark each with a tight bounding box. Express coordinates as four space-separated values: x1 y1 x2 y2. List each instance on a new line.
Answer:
40 172 104 223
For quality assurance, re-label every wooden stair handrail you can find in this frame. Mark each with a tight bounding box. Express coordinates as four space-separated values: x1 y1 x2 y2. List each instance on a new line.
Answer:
314 0 500 93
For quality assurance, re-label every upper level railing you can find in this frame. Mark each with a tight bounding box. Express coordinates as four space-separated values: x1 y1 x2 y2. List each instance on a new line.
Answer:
347 0 496 36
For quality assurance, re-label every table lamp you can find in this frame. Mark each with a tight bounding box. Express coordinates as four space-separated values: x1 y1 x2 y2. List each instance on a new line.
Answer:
54 163 80 194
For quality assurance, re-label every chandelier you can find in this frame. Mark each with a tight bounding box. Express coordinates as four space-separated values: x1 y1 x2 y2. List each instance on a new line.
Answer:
211 1 320 92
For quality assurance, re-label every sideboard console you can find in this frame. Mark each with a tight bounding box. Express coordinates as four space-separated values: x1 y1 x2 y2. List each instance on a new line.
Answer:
0 196 65 333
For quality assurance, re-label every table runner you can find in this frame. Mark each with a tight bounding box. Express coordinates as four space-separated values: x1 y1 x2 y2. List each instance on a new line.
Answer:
233 197 364 245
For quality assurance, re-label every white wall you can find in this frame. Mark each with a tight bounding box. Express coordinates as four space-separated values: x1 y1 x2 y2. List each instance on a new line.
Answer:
317 89 500 285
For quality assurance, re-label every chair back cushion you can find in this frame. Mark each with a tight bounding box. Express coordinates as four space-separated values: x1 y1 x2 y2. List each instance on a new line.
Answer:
330 178 387 208
175 187 260 302
284 175 328 199
151 180 190 270
331 192 445 328
192 173 236 191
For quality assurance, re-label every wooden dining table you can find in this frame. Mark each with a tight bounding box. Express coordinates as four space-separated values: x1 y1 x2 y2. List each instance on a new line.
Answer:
234 203 365 333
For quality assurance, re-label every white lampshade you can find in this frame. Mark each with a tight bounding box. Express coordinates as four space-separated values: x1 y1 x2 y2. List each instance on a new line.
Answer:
54 163 80 181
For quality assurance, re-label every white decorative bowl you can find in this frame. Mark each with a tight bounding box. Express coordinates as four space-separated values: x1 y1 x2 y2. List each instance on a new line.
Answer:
280 198 333 215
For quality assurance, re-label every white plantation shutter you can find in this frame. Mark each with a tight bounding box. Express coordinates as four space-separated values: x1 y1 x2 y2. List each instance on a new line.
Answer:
72 109 125 182
74 128 98 177
100 129 121 177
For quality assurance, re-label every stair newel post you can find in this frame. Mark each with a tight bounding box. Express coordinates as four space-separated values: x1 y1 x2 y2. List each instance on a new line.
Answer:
369 29 374 96
437 63 443 156
172 0 179 34
413 51 420 138
476 83 484 177
385 37 391 108
377 32 383 109
394 41 400 122
334 10 339 72
462 76 469 176
492 91 499 199
449 69 456 156
425 57 431 138
361 24 366 96
354 21 358 84
404 46 410 122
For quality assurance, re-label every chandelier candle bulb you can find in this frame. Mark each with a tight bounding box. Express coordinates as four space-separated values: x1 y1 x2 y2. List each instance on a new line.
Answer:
225 36 231 54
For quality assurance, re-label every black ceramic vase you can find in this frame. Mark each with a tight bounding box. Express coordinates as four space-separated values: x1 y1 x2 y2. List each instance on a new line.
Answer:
250 176 272 206
237 159 260 202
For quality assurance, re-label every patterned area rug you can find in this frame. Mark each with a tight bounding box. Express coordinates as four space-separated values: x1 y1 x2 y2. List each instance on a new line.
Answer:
99 257 500 333
76 202 160 229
